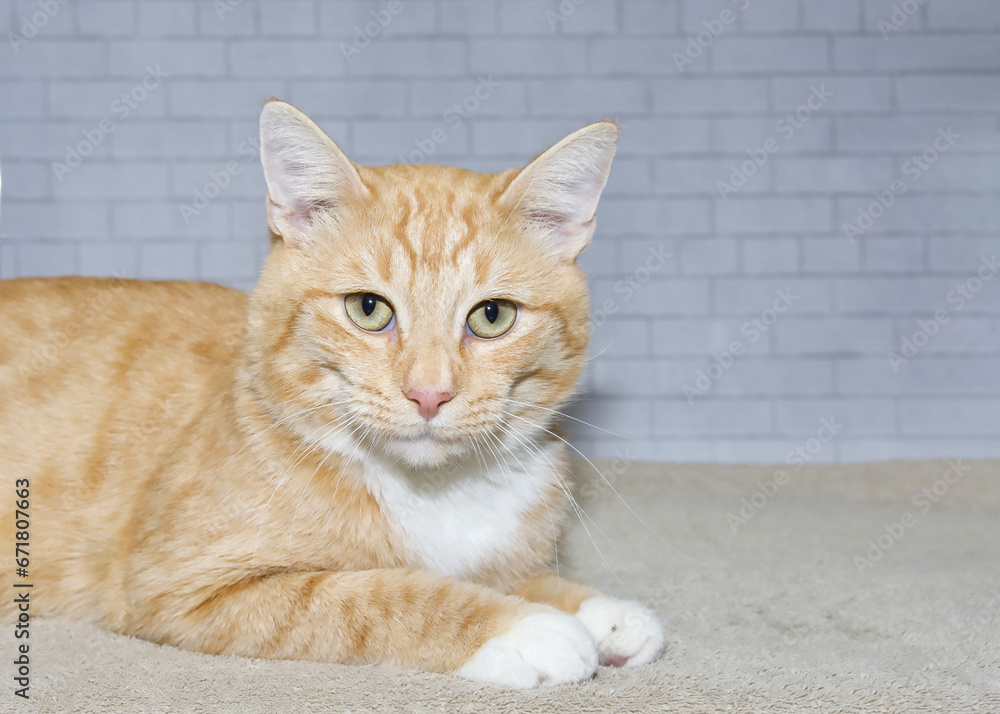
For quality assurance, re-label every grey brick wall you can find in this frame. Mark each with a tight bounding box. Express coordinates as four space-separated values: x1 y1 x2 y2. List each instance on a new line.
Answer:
1 0 999 464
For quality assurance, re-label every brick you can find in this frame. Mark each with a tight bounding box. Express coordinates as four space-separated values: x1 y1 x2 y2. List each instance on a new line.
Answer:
577 236 619 278
653 400 772 437
199 241 261 281
3 201 109 240
599 197 710 235
0 162 48 199
741 0 800 32
353 120 469 160
171 160 265 201
619 119 711 157
863 238 924 273
837 196 1000 234
801 238 860 273
927 237 1000 272
0 244 17 279
499 0 558 34
835 36 1000 71
713 38 829 73
169 80 285 118
260 1 318 35
77 1 136 36
801 0 861 31
566 398 654 438
775 399 894 435
838 358 1000 397
320 0 437 37
592 38 707 75
290 79 408 117
896 76 1000 112
138 1 196 35
743 238 799 274
774 157 894 194
681 0 740 32
0 82 44 117
621 0 679 35
713 117 832 153
773 76 890 114
653 78 768 114
530 80 648 116
716 198 833 234
836 276 1000 314
1 40 106 78
773 318 894 355
836 116 1000 153
664 358 834 398
352 38 465 76
48 80 167 118
603 158 652 197
715 277 832 315
198 0 257 35
655 158 770 196
471 38 585 75
409 77 523 118
53 162 169 199
616 239 678 275
229 40 347 77
589 277 710 317
139 242 198 280
900 399 1000 436
437 0 496 34
109 41 225 77
862 0 923 33
651 318 762 356
80 242 137 277
680 238 739 274
589 317 651 358
556 0 619 35
18 243 79 277
892 317 1000 354
927 0 1000 29
113 202 227 240
13 0 75 35
111 121 231 159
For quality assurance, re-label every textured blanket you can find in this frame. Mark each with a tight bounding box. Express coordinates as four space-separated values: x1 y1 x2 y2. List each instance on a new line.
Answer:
21 459 1000 713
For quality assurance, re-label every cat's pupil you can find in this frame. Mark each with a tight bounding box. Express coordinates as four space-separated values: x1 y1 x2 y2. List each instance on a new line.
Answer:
362 294 376 316
484 301 498 323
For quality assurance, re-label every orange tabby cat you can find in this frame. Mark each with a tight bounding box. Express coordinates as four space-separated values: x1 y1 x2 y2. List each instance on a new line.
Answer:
0 100 663 687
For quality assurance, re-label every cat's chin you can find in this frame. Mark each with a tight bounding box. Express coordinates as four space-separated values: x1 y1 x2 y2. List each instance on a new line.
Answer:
383 433 468 469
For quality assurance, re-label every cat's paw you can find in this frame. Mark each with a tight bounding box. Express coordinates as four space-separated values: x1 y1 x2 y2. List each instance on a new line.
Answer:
575 596 664 668
456 611 598 688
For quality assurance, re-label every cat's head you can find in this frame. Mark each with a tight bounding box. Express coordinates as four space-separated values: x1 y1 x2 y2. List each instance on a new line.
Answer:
245 100 617 469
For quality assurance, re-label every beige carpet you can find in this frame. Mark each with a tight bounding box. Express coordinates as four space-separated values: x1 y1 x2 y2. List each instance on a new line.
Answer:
22 460 1000 713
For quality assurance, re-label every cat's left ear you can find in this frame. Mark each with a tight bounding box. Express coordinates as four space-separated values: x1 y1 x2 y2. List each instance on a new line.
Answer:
500 121 618 262
259 99 367 247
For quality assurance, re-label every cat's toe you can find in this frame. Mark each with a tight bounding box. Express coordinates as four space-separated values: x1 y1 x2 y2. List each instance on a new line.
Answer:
575 596 665 668
456 611 598 688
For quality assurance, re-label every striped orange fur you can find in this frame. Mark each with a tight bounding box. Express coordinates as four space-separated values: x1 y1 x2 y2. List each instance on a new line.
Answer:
0 101 663 687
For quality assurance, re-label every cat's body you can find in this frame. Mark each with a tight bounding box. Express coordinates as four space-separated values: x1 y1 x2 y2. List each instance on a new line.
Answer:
0 102 663 687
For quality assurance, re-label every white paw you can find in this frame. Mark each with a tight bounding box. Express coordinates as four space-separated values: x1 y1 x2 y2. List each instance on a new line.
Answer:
457 611 598 688
575 596 665 668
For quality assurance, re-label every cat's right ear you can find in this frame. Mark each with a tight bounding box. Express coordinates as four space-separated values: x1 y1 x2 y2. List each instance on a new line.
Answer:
259 99 367 247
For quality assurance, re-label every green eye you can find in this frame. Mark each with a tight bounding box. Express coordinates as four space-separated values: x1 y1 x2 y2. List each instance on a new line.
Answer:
467 299 516 339
345 293 394 332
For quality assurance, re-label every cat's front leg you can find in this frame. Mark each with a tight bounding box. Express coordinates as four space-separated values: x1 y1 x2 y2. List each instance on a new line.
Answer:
513 573 665 668
132 567 598 689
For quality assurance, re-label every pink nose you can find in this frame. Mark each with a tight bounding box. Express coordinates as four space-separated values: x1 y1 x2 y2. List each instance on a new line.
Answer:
406 390 453 421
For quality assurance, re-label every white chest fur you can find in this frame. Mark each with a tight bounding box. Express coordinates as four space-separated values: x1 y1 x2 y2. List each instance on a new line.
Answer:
359 444 562 578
